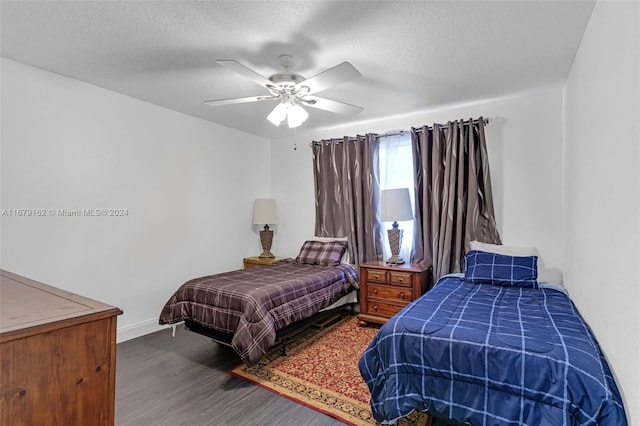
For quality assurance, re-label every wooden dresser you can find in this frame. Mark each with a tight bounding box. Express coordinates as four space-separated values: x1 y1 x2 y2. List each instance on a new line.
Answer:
0 270 123 426
358 261 431 327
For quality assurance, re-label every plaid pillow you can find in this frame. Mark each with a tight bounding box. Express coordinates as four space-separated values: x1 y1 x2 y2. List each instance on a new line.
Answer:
464 250 539 289
295 240 348 266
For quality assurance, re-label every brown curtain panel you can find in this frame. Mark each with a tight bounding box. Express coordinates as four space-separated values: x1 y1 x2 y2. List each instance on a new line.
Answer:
411 118 501 280
312 134 383 266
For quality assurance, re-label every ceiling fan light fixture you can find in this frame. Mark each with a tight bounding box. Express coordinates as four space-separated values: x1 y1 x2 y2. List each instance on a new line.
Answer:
212 58 361 130
287 103 308 128
267 101 289 126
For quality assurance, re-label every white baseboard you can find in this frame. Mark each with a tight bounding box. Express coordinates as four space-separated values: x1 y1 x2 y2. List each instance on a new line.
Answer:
117 318 170 343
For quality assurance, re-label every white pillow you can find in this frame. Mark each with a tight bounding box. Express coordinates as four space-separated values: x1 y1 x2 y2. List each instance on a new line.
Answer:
311 236 350 264
469 240 537 257
469 241 563 284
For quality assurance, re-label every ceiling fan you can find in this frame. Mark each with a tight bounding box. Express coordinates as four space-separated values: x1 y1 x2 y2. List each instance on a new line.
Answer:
204 55 363 128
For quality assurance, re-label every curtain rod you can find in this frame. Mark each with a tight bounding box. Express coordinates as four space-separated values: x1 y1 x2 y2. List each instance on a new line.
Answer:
380 117 492 138
311 117 492 145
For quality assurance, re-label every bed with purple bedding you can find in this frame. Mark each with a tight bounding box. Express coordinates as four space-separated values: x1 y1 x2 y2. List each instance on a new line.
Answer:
159 241 358 365
359 250 627 425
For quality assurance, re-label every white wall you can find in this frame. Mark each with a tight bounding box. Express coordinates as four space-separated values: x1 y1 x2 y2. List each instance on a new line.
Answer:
271 90 566 276
0 58 271 341
563 1 639 423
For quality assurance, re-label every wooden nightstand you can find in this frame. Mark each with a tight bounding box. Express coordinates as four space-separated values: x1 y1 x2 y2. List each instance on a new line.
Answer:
358 261 431 327
243 256 283 269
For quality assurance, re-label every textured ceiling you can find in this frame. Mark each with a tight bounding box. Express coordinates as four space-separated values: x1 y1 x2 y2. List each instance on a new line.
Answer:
1 1 595 139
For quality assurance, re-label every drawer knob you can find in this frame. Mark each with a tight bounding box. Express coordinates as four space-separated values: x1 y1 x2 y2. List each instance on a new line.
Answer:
373 274 379 280
398 277 403 282
400 292 406 299
373 305 378 311
373 288 378 295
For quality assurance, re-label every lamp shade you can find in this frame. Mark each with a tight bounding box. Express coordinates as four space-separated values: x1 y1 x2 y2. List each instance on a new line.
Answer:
381 188 413 222
287 103 309 128
266 102 289 126
252 198 277 225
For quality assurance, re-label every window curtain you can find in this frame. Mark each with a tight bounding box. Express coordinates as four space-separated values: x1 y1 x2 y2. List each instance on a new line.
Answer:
410 118 501 280
312 134 383 266
379 133 415 262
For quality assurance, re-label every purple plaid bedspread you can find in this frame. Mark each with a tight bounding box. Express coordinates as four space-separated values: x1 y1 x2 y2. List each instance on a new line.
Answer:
159 260 357 365
359 276 627 425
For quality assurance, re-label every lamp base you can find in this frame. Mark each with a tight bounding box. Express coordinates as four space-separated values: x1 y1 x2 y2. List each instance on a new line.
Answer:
386 255 405 265
386 223 405 265
259 226 275 258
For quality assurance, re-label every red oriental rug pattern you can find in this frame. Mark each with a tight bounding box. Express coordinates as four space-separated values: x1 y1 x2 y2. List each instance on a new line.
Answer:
230 315 430 426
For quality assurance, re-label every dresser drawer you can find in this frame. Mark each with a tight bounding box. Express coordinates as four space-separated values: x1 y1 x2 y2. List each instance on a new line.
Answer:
389 271 412 286
367 284 412 302
364 268 387 283
366 300 405 318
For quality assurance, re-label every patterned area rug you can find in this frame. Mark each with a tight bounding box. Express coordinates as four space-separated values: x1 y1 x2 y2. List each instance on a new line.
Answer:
230 315 430 426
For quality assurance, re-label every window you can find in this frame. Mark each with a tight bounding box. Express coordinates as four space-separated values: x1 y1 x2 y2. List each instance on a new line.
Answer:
378 133 414 262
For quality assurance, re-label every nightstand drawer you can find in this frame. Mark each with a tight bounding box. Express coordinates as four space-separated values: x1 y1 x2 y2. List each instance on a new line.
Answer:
389 271 412 287
367 284 412 302
364 269 387 283
367 301 405 318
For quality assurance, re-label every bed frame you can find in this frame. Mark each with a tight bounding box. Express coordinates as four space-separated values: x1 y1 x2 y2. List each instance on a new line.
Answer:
184 303 355 357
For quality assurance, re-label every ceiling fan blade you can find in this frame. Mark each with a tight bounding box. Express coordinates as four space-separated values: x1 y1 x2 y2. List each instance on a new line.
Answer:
301 96 363 115
204 95 278 107
216 60 276 90
296 62 361 95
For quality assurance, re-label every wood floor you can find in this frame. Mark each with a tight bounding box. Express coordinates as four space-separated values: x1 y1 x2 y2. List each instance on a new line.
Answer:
115 324 346 426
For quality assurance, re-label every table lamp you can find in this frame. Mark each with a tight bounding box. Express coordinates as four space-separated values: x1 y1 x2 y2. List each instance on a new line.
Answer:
381 188 413 264
252 198 277 258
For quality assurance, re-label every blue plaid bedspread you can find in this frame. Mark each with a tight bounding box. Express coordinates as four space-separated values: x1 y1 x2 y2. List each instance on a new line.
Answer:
359 276 627 425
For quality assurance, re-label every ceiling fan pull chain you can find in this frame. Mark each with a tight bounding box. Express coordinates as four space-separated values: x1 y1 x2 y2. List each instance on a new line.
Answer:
293 126 297 151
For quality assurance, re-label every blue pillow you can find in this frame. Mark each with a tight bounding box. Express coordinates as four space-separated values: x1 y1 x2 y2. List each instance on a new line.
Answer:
464 250 539 289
